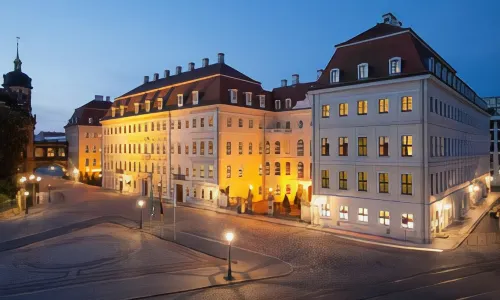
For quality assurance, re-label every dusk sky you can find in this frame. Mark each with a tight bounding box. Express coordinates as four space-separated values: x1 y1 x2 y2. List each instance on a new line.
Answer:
2 0 499 133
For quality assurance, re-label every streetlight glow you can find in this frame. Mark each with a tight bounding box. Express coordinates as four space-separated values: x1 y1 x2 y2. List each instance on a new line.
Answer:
29 174 35 180
24 191 29 196
36 176 41 182
468 185 474 193
269 187 273 192
225 232 234 243
137 199 145 208
473 185 480 192
19 176 26 183
249 184 253 190
73 168 79 175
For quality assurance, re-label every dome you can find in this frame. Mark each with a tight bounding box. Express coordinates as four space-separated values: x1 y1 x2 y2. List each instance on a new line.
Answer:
3 70 32 89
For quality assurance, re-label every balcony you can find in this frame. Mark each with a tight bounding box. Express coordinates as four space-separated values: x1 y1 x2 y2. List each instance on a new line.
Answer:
172 174 186 180
266 128 292 134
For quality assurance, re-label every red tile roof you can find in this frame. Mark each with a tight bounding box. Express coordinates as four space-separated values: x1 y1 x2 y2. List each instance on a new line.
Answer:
65 99 112 127
335 23 408 47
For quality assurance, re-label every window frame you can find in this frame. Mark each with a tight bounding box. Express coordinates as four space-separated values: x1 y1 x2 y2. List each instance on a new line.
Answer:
177 94 183 107
401 173 413 195
339 103 348 116
378 98 389 114
321 170 330 188
275 100 281 110
245 92 252 106
357 63 368 79
401 135 413 157
401 96 413 112
401 213 414 229
230 89 238 103
379 210 390 226
358 207 368 222
339 171 347 190
357 100 368 115
322 104 330 118
321 138 329 156
389 57 401 75
379 136 389 157
378 172 389 194
357 171 368 192
339 205 348 220
330 68 340 83
357 137 367 156
338 137 348 156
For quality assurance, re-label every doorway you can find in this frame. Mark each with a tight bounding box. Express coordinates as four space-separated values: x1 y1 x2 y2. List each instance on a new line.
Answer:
119 180 123 193
176 184 183 203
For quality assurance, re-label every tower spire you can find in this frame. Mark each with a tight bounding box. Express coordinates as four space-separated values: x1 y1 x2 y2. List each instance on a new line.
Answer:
14 37 22 71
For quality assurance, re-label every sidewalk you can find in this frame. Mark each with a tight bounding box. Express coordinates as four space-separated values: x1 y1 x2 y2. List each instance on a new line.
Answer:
171 193 500 252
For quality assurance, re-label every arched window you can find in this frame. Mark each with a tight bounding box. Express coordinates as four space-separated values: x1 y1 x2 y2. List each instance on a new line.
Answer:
275 141 281 154
285 98 292 109
274 162 281 175
265 162 270 175
297 140 304 156
200 141 205 155
208 141 213 155
265 141 270 154
259 142 263 154
298 162 304 178
389 57 401 75
249 142 253 155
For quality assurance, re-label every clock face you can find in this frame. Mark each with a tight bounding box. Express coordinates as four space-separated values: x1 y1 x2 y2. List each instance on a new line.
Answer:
298 120 303 128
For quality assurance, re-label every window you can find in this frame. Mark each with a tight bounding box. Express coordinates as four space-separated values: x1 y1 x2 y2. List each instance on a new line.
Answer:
357 63 368 79
339 171 347 190
145 101 151 112
322 105 330 118
185 120 189 129
177 94 183 107
402 213 414 229
330 68 340 83
157 98 163 110
200 165 205 178
298 162 304 178
275 141 280 154
275 100 281 110
208 141 213 155
177 120 181 129
357 100 367 115
389 57 401 75
339 206 348 220
379 211 390 226
230 89 238 103
226 142 231 155
285 162 291 175
297 140 304 156
85 158 89 166
226 166 231 178
321 138 329 156
401 96 413 112
401 174 413 195
265 162 270 175
274 162 281 175
200 142 205 155
379 136 389 156
239 142 243 155
338 137 348 156
134 104 139 114
357 137 367 156
339 103 348 116
177 143 181 154
245 92 252 106
378 98 389 113
238 118 243 128
192 91 199 105
208 165 213 178
249 119 253 128
321 170 330 188
192 142 197 154
192 118 196 128
378 173 389 193
265 141 270 154
259 95 266 108
227 117 232 127
209 116 213 127
358 208 368 222
201 118 205 127
401 135 413 157
248 142 253 155
259 142 263 154
358 172 367 192
285 98 291 109
321 204 331 217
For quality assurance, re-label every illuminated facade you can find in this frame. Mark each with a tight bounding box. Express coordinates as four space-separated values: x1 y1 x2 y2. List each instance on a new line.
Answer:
101 54 312 208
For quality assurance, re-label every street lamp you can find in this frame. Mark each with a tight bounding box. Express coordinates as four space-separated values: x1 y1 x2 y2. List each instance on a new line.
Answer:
137 199 145 229
73 168 79 181
23 191 29 215
224 232 235 281
48 184 52 203
29 174 35 181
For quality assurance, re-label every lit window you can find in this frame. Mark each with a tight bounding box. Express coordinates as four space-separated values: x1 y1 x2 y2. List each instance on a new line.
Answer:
285 162 291 175
265 162 270 175
322 105 330 118
259 95 266 108
275 141 280 154
339 206 348 220
248 142 253 154
157 98 163 110
357 137 367 156
339 103 348 116
274 162 281 175
208 141 213 155
226 142 231 155
402 213 414 229
379 173 389 193
200 165 205 178
330 68 340 83
379 136 389 156
226 166 231 178
339 171 347 190
297 162 304 178
321 203 331 217
401 135 413 157
358 172 367 192
357 63 368 79
145 101 151 112
321 138 329 156
321 170 330 188
338 137 348 156
379 98 389 113
358 208 368 222
192 91 199 105
192 118 196 128
192 142 197 154
208 116 213 127
200 142 205 155
389 57 401 75
379 211 390 225
401 96 413 112
401 174 413 195
357 100 368 115
177 94 183 107
275 100 281 110
185 144 189 154
227 117 232 127
88 117 93 124
230 89 238 103
239 142 243 155
208 165 213 178
245 92 252 106
265 141 270 154
238 118 243 128
285 98 291 109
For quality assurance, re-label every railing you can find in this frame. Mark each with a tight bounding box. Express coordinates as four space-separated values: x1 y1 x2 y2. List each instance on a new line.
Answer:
266 128 293 133
172 174 186 180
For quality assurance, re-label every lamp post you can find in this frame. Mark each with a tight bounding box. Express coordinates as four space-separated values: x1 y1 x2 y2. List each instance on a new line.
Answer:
19 176 27 213
48 184 52 203
224 232 235 281
35 176 41 204
137 199 145 229
24 191 29 215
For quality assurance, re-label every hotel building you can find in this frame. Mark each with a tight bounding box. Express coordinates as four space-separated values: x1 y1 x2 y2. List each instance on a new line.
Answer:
309 14 490 243
485 96 500 189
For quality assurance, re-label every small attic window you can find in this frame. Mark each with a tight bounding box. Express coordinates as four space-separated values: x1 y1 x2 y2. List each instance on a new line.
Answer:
245 92 252 106
285 98 292 109
134 103 139 114
157 98 163 110
330 68 340 83
427 57 435 72
259 95 266 108
389 57 401 75
177 94 184 107
275 100 281 110
192 91 199 105
111 107 116 117
229 89 238 104
120 105 125 116
357 63 368 80
145 100 151 112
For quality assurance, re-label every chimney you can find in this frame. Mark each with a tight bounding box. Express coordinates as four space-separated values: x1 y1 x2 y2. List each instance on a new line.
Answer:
144 76 149 84
176 66 182 75
164 69 170 78
218 53 225 64
281 79 287 87
317 69 323 79
202 58 209 67
382 13 402 27
188 62 195 71
106 96 110 102
292 74 299 85
95 95 103 101
153 73 159 81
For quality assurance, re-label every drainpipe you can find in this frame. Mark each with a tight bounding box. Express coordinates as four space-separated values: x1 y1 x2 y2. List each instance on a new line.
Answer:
422 79 430 243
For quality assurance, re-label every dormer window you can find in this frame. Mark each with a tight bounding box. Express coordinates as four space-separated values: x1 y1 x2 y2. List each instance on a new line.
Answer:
245 92 252 106
435 62 441 76
259 95 266 108
441 67 447 81
330 68 340 83
177 94 183 107
111 107 116 118
428 57 435 72
157 98 163 110
120 105 125 116
134 103 139 114
357 63 368 79
145 100 151 112
285 98 292 109
192 91 199 105
229 89 238 103
389 57 401 75
275 100 281 110
88 117 93 124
